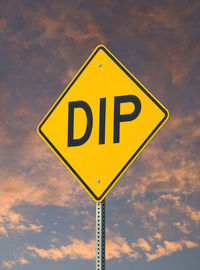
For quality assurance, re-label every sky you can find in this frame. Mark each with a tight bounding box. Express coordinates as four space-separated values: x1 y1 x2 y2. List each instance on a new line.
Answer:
0 0 200 269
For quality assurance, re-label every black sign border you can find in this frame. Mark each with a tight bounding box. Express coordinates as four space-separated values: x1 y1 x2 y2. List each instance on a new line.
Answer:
38 45 168 202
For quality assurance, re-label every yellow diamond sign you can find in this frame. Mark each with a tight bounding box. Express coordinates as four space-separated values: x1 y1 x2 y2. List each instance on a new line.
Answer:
37 45 169 202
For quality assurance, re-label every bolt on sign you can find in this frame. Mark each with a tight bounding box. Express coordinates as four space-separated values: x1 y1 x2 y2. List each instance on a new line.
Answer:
37 45 169 202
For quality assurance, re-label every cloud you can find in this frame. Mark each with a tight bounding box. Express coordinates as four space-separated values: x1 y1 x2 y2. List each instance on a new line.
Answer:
108 110 200 262
28 237 96 261
1 1 106 57
132 238 151 252
28 224 43 233
2 258 29 269
183 240 198 248
0 124 91 236
27 229 140 261
0 18 7 32
148 233 163 244
131 5 180 32
0 226 8 237
146 240 198 261
0 0 199 268
185 206 200 224
173 221 190 234
0 167 83 237
1 101 195 238
130 192 200 230
119 111 200 202
130 2 200 85
154 233 162 240
106 229 140 259
26 230 199 264
36 10 106 43
2 261 15 269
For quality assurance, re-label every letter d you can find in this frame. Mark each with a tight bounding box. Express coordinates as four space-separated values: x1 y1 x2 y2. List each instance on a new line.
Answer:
68 101 93 147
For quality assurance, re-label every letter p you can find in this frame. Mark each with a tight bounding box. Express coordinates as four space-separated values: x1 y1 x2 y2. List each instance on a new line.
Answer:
114 95 141 143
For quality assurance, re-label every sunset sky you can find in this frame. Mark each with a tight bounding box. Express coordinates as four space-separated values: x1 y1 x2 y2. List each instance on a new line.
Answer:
0 0 200 269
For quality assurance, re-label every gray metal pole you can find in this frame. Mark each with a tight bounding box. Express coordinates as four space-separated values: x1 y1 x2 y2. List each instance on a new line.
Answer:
96 199 105 270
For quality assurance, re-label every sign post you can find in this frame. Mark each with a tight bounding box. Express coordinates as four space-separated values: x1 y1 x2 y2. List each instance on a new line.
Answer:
96 200 106 270
37 45 169 269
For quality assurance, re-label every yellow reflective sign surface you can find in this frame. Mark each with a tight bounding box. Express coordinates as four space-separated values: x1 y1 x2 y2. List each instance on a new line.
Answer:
38 45 169 202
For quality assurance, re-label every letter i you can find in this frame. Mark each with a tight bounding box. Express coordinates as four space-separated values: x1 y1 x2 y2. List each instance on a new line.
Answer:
99 98 106 144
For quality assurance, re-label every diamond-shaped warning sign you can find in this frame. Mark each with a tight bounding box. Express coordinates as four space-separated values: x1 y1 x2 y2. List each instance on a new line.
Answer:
37 45 169 202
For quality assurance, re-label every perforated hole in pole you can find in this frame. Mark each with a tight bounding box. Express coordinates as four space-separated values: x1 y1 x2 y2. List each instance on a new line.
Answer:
96 201 106 270
97 203 101 270
102 201 105 268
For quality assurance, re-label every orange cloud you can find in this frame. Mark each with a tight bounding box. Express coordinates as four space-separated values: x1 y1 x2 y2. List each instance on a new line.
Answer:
27 230 140 261
0 226 7 237
173 221 190 234
26 231 199 264
106 229 140 259
2 257 29 269
154 233 162 240
185 206 200 224
183 240 198 248
148 233 162 243
0 125 92 234
1 109 197 264
28 237 96 261
0 2 199 267
146 240 198 261
28 224 43 233
119 111 200 201
0 169 87 235
2 260 15 269
132 238 151 252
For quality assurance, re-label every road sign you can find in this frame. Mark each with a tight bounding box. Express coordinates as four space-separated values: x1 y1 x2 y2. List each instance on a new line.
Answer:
37 45 169 202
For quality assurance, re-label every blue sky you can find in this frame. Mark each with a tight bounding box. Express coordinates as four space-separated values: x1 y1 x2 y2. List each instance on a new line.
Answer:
0 0 200 269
